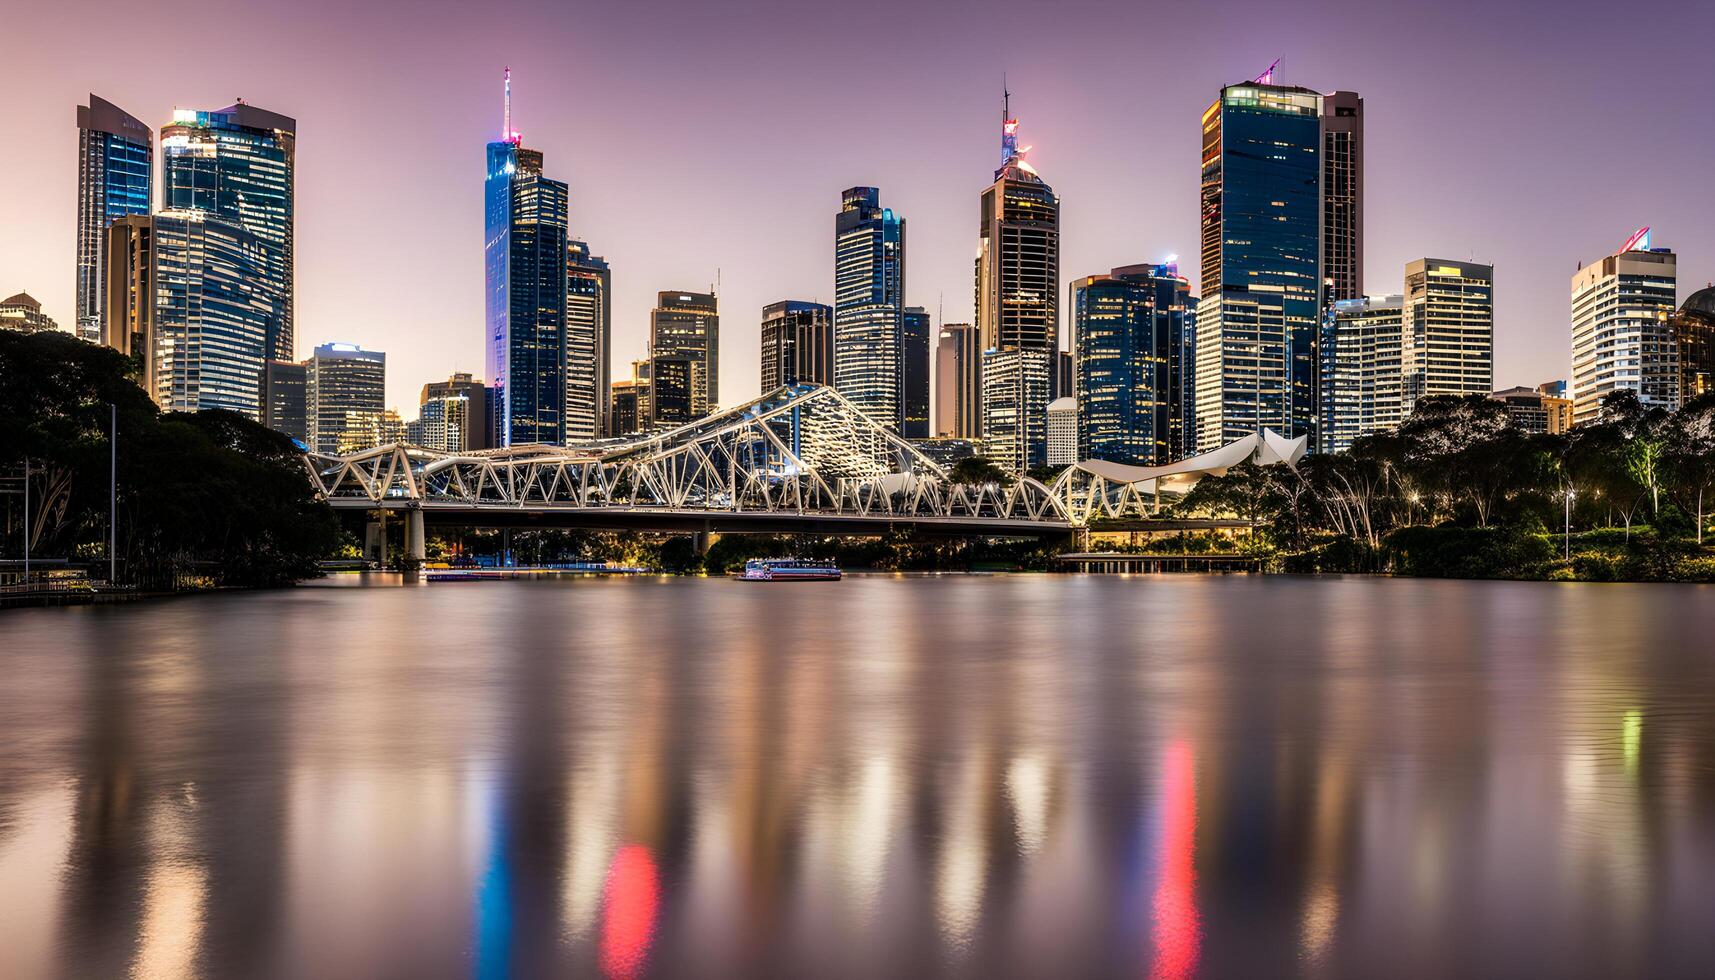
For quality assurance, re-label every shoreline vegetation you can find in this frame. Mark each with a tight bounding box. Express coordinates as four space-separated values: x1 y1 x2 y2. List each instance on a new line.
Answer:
6 331 1713 601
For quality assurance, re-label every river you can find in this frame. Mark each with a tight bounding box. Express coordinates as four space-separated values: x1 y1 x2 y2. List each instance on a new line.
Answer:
2 574 1713 978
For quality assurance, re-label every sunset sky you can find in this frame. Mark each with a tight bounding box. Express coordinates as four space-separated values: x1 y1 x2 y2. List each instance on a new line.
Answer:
3 0 1712 411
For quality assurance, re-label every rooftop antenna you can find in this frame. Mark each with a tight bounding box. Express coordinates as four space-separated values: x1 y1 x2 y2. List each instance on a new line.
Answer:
1000 75 1020 166
1255 57 1281 85
503 67 512 142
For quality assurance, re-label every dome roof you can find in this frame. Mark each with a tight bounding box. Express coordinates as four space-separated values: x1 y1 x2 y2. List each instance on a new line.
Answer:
1 291 41 310
1682 286 1715 319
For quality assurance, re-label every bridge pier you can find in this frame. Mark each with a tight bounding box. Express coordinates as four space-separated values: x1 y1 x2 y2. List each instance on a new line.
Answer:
404 508 425 565
694 523 715 556
365 513 388 567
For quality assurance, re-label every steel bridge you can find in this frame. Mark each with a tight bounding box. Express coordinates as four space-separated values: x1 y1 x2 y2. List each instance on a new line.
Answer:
302 383 1306 561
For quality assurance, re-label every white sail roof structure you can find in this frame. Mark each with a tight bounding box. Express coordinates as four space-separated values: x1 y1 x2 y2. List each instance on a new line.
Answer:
1048 429 1307 523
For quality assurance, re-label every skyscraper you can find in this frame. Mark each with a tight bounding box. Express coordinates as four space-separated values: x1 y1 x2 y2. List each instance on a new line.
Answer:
261 359 308 444
982 346 1052 472
76 95 152 343
649 355 696 426
161 100 295 360
934 322 980 439
1318 295 1405 454
104 211 283 416
307 343 385 454
1195 76 1341 451
1072 263 1190 466
1403 258 1494 411
1570 229 1678 424
975 93 1059 466
833 187 908 429
1321 91 1364 305
1046 397 1078 466
650 291 719 416
760 300 833 390
901 306 931 439
566 239 611 441
486 70 569 447
420 372 491 452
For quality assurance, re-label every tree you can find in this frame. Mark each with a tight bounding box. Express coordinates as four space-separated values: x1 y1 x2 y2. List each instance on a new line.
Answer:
946 455 1012 486
1666 394 1715 543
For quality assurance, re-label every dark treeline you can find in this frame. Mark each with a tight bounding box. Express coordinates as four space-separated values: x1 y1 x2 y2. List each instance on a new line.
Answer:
1 330 341 589
1166 392 1715 580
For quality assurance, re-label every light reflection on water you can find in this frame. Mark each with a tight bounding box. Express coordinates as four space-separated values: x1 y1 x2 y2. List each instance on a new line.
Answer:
2 575 1714 978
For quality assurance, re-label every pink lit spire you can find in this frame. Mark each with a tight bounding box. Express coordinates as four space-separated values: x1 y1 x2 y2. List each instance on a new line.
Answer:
1254 57 1281 85
502 67 521 145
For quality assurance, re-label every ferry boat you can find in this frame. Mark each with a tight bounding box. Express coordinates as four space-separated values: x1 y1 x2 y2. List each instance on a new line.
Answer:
738 558 842 582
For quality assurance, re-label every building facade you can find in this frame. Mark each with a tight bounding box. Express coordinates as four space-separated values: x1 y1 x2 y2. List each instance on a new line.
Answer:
934 322 981 439
161 101 295 361
760 300 833 391
650 291 719 417
1570 235 1678 424
104 211 283 417
1195 81 1327 451
833 187 908 429
565 240 611 441
261 359 308 444
77 95 152 343
1671 287 1715 403
982 346 1051 472
418 372 490 452
0 293 58 334
901 306 931 439
1320 91 1364 305
307 343 385 454
1317 295 1405 453
648 355 696 426
1404 259 1494 412
1046 397 1078 466
1073 263 1192 466
486 111 570 447
976 98 1059 466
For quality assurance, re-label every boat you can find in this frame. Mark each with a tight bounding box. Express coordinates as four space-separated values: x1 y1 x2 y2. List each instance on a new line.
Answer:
738 558 842 582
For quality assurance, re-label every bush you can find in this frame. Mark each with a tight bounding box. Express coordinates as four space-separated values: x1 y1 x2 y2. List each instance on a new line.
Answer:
1384 524 1556 579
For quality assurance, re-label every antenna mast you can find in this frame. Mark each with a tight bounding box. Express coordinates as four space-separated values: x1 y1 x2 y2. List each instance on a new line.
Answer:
503 67 512 141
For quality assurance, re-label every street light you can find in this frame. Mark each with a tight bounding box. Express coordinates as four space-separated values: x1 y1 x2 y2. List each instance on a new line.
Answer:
1564 487 1576 561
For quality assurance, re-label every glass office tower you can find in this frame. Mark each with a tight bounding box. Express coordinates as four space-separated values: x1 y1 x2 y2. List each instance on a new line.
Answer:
161 101 295 361
262 359 309 444
1073 263 1191 465
104 211 283 418
901 306 931 439
650 291 719 416
485 97 570 446
760 300 834 390
566 240 611 441
308 343 387 454
935 322 981 439
1318 295 1405 454
833 187 908 429
77 95 152 342
976 96 1059 467
1196 82 1325 451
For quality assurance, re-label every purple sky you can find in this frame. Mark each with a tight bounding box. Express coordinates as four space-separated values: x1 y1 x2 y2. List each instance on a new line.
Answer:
3 0 1712 411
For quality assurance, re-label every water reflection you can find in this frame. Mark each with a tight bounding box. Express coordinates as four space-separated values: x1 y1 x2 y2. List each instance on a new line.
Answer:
1 576 1714 978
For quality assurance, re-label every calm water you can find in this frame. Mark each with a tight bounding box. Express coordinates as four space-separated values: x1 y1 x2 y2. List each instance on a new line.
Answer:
2 575 1714 979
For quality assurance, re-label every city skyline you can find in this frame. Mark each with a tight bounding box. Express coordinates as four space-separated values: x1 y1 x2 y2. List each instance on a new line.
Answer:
2 0 1713 413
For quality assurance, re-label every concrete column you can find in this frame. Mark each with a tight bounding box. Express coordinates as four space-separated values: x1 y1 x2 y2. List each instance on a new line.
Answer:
405 508 425 564
694 524 713 556
365 514 387 566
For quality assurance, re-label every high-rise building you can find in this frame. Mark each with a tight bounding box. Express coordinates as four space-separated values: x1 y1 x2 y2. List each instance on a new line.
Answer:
1318 295 1405 454
1570 230 1678 424
1671 287 1715 403
935 322 981 439
649 355 696 426
976 94 1059 465
760 301 833 391
1175 300 1198 459
1321 91 1364 305
1046 397 1078 466
161 101 295 360
650 291 719 417
419 372 491 452
104 212 283 416
1051 349 1075 403
307 343 385 454
833 187 908 428
901 306 931 439
565 240 610 441
0 293 58 334
1403 259 1494 412
486 71 569 447
76 96 152 343
261 359 308 444
982 346 1052 472
1073 263 1192 465
1196 76 1349 450
610 374 643 437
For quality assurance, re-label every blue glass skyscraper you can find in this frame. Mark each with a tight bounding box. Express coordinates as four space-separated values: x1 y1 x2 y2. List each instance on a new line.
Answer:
833 186 908 430
77 95 152 343
1073 263 1191 465
161 101 296 361
485 71 570 446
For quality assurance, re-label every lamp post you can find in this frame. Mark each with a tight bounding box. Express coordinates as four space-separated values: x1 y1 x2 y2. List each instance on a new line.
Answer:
1564 487 1575 561
110 402 117 585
